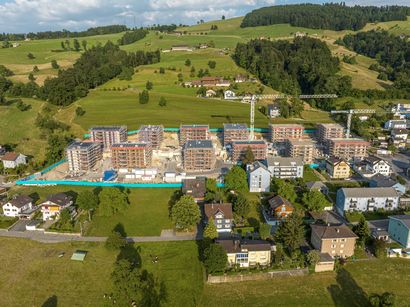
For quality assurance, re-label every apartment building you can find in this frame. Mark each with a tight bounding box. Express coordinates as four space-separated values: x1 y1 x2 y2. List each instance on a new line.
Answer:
266 157 304 179
336 187 400 215
183 140 215 172
232 140 267 162
285 138 315 164
326 158 351 179
111 143 152 170
138 125 164 150
218 239 272 268
179 124 209 146
317 123 345 144
270 124 304 142
66 142 102 174
328 138 369 160
311 224 358 258
247 161 271 192
223 123 249 146
90 126 127 149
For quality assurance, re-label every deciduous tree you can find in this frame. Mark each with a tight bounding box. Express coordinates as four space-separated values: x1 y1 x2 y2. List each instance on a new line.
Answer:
171 195 200 231
98 187 128 216
274 212 305 253
302 190 330 212
204 243 227 273
224 166 247 192
77 190 99 221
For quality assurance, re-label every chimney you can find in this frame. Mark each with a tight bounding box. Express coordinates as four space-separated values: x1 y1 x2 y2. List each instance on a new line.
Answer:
336 228 340 233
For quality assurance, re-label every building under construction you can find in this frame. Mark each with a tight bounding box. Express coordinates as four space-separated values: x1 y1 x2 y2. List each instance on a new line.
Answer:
90 126 127 149
183 140 215 172
270 124 304 142
232 140 267 162
316 123 345 144
111 143 152 170
66 142 102 174
138 125 164 149
328 138 369 160
285 138 316 164
179 125 209 146
223 123 249 146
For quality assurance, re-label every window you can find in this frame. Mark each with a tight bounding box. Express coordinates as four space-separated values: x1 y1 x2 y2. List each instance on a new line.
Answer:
225 219 230 223
217 219 222 224
236 253 248 264
340 244 344 248
331 244 336 248
332 239 337 243
217 225 221 229
340 239 346 242
340 250 344 254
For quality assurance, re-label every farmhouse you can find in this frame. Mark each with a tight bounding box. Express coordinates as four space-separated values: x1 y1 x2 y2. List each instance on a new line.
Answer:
204 203 233 233
182 178 206 202
1 152 27 169
2 195 36 218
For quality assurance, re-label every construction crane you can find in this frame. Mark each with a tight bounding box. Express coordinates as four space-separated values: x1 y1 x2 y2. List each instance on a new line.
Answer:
229 93 338 140
330 109 376 138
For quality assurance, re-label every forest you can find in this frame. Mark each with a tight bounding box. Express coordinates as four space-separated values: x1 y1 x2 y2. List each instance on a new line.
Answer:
241 3 410 31
339 30 410 90
232 37 352 99
0 25 128 41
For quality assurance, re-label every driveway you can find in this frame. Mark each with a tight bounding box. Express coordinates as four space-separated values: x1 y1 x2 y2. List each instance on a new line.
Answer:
8 219 31 232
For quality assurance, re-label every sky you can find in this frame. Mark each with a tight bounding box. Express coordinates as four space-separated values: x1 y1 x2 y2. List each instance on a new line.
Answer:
0 0 408 33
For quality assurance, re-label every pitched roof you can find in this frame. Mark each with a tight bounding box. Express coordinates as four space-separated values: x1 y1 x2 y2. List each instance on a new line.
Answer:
204 203 233 219
248 161 269 173
182 178 206 198
389 215 410 228
370 174 400 188
44 193 72 207
311 224 358 239
1 152 21 161
339 187 399 198
306 181 327 190
217 239 271 253
326 157 349 166
268 195 293 210
8 195 33 208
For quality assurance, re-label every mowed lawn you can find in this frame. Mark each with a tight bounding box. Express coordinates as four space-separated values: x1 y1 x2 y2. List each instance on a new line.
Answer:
0 98 47 160
10 186 175 236
74 90 269 131
0 238 204 307
200 259 410 307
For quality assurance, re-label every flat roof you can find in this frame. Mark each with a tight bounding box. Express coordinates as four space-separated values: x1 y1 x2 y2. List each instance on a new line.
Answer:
317 123 344 128
139 125 164 131
266 156 304 166
90 126 126 131
232 140 266 145
112 143 149 149
67 141 99 149
329 138 369 144
286 138 315 145
270 123 304 128
185 140 213 149
180 124 209 129
224 123 248 130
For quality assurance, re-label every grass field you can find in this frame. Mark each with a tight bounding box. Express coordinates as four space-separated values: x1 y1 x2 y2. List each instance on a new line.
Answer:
1 236 409 306
10 185 175 236
0 238 204 307
0 98 47 160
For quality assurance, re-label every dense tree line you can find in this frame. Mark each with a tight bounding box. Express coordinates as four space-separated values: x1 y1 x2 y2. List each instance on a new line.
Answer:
241 4 410 31
339 30 410 90
148 24 178 32
118 29 148 45
233 37 351 97
0 25 128 41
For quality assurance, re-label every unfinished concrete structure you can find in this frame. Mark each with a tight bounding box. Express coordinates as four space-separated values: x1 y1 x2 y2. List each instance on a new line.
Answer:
179 125 209 146
90 126 127 149
317 123 345 144
223 123 249 146
66 142 102 174
111 143 152 170
138 125 164 150
285 138 316 164
328 138 369 160
183 140 215 172
232 140 267 162
270 124 304 142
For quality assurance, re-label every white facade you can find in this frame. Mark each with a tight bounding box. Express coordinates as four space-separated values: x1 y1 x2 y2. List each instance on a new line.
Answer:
2 154 26 169
2 200 33 217
266 157 304 179
366 159 391 177
336 187 400 215
384 120 407 130
224 90 236 100
247 162 271 193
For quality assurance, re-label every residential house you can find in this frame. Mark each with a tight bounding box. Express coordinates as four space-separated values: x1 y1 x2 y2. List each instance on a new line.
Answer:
326 158 351 179
306 181 329 195
205 89 217 97
224 90 236 100
247 161 271 193
353 156 392 178
267 104 280 118
204 203 233 233
171 45 192 52
369 174 407 195
0 145 6 156
1 152 27 169
217 239 272 267
336 187 400 216
266 157 304 179
264 196 294 226
2 195 36 218
391 129 408 142
40 193 74 221
310 224 358 258
384 120 407 130
234 74 247 83
388 215 410 248
182 177 206 203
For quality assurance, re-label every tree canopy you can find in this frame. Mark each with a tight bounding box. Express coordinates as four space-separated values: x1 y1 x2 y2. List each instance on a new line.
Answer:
271 178 297 203
204 243 227 273
76 190 99 221
224 166 248 192
98 187 128 216
302 190 330 212
171 195 201 231
274 212 305 252
204 217 218 240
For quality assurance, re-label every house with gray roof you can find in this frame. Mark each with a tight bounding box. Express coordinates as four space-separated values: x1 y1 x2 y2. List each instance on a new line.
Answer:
266 157 304 179
369 173 407 195
336 187 400 216
247 161 271 192
2 195 36 218
388 215 410 248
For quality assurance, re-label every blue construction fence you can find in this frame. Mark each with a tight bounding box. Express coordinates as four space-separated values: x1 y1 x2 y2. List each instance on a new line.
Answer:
16 179 225 189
